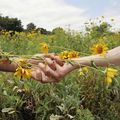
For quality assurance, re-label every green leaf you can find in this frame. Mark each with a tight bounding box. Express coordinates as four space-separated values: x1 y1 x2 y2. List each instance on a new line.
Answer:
50 114 63 120
2 108 14 113
91 61 98 69
8 110 15 114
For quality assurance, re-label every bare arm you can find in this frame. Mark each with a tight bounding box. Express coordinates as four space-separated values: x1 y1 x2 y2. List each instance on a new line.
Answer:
72 46 120 68
0 59 57 83
0 62 17 72
0 53 44 72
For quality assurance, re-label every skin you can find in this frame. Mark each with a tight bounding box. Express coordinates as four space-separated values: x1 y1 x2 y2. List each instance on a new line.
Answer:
0 59 54 83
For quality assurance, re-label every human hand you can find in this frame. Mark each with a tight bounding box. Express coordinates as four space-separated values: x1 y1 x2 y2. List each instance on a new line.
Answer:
28 57 56 83
37 54 77 82
28 53 78 83
31 66 56 83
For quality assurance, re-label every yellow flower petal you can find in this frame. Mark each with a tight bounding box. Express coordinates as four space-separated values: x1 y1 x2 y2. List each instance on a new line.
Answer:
59 51 79 59
14 67 32 79
105 68 118 85
40 42 49 54
79 67 89 76
106 77 112 85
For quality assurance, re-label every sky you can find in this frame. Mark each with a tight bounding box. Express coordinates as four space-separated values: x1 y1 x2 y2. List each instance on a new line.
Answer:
0 0 120 31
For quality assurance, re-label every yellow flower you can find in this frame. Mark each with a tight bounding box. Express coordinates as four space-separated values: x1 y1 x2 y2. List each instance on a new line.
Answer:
40 42 49 54
59 51 79 59
79 67 89 76
68 51 79 58
59 51 69 59
14 67 32 79
90 43 108 56
105 68 118 85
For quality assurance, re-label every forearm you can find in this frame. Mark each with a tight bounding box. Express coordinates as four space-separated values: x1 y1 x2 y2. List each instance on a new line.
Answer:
0 62 17 72
72 46 120 68
0 57 37 73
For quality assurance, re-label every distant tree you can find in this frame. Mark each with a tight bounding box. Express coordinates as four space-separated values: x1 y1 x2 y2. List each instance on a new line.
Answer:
52 27 65 34
0 15 23 31
85 22 112 38
36 27 51 35
26 23 36 31
52 27 66 41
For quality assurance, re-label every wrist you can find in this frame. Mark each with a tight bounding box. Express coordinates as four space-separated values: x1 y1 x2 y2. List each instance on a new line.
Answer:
71 58 89 68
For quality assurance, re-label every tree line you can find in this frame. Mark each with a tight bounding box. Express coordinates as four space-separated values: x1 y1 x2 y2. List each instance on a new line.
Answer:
0 15 53 34
0 14 113 36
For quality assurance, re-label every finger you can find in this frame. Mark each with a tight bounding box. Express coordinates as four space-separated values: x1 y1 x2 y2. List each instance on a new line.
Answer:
53 61 62 70
31 67 55 83
45 71 61 83
44 58 56 70
31 68 42 82
38 63 57 77
38 63 61 81
28 59 42 65
45 61 63 82
40 71 50 83
44 54 64 66
41 72 56 83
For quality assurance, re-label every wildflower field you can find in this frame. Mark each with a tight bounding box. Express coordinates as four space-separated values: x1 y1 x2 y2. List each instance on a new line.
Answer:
0 19 120 120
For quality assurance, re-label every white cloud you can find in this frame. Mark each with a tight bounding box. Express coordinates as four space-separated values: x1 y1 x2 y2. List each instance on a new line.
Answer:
103 0 120 31
0 0 88 30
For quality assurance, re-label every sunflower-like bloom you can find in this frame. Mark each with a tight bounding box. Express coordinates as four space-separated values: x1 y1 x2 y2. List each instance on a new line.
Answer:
14 67 32 79
79 67 89 76
40 42 49 54
68 51 79 58
105 68 118 85
90 43 108 56
59 51 69 59
59 51 79 59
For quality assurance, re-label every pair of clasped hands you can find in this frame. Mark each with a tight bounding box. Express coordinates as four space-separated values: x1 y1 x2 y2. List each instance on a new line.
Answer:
30 54 77 83
30 46 120 83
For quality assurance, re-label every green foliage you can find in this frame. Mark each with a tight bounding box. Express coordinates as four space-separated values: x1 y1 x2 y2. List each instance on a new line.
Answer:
0 15 23 32
85 21 112 39
52 27 65 34
36 27 52 35
26 23 36 31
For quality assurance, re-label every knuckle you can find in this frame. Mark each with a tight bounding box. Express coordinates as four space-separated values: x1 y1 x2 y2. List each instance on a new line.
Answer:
38 63 44 68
